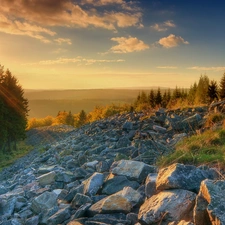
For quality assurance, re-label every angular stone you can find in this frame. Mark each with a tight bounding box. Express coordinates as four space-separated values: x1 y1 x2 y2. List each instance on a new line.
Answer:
122 121 133 131
0 196 16 216
101 175 139 195
111 160 156 183
194 179 225 225
83 172 104 196
55 171 74 183
116 186 143 207
47 207 71 225
37 171 56 186
145 173 158 198
25 216 39 225
156 163 216 192
88 195 132 216
65 184 84 202
31 191 58 214
71 193 92 208
138 189 196 224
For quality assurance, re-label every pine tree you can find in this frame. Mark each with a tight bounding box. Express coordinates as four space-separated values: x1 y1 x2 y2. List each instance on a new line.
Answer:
155 87 162 106
208 80 218 102
195 74 209 104
0 66 29 152
188 82 197 105
66 111 74 126
148 89 155 108
219 72 225 99
76 110 87 127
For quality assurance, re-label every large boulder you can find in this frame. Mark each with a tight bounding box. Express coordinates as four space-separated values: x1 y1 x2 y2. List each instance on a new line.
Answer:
31 191 58 214
111 160 156 183
138 189 196 225
156 163 217 192
194 179 225 225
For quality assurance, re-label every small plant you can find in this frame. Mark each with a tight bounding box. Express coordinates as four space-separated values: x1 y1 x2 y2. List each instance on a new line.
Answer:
204 112 224 127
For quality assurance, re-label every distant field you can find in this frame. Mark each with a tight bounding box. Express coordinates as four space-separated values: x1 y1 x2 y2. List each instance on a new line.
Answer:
25 89 145 118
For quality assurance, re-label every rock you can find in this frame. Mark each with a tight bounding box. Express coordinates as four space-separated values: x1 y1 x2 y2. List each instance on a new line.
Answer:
111 160 156 183
71 203 91 219
0 185 8 195
122 121 133 131
156 163 216 192
71 193 92 208
47 207 71 225
83 172 104 196
138 189 196 224
88 195 132 216
31 191 58 214
145 173 158 198
25 216 39 225
37 171 56 186
0 196 16 216
116 186 143 207
194 179 225 225
96 161 110 173
65 184 84 202
101 175 140 195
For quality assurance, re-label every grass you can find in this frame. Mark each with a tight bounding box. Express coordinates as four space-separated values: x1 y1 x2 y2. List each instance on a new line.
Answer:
157 128 225 169
0 141 34 171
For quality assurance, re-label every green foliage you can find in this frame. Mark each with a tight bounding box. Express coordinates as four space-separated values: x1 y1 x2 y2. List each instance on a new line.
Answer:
0 64 29 152
0 141 33 171
157 129 225 168
195 74 210 104
114 153 129 161
208 80 219 102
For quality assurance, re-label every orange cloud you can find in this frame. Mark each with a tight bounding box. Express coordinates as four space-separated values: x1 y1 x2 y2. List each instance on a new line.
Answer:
0 0 142 35
151 20 176 32
110 36 149 53
54 38 72 45
158 34 189 48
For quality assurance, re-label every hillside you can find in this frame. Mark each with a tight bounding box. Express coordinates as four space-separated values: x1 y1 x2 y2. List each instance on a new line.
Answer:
1 103 225 224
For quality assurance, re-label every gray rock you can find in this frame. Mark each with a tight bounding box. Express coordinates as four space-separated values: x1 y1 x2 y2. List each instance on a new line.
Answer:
102 175 140 195
0 196 16 216
31 191 58 214
194 179 225 225
37 171 56 186
25 216 39 225
156 163 217 192
122 121 133 131
47 207 71 225
88 195 132 216
83 172 104 196
65 184 85 202
145 173 158 198
138 189 196 224
111 160 156 183
71 193 92 208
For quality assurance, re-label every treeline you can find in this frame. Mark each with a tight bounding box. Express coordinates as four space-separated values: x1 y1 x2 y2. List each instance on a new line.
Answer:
0 65 29 152
27 104 131 130
134 73 225 110
27 73 225 130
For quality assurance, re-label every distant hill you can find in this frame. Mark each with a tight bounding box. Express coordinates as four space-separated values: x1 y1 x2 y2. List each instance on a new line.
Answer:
24 89 144 118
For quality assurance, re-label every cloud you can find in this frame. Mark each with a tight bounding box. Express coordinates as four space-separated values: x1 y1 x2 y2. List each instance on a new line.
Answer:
0 0 143 40
54 38 72 45
0 14 55 43
157 66 178 69
23 57 125 65
158 34 189 48
151 20 176 32
188 66 225 72
109 36 149 53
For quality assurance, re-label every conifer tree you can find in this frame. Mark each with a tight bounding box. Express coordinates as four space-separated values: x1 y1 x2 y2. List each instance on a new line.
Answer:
195 74 209 104
155 87 162 106
208 80 218 102
66 111 74 126
0 65 29 152
219 72 225 99
148 89 155 108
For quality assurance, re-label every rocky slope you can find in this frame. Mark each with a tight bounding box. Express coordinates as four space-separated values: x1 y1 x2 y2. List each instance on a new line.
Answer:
0 106 224 225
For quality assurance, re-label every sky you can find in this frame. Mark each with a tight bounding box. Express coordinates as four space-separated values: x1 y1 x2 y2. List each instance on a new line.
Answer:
0 0 225 89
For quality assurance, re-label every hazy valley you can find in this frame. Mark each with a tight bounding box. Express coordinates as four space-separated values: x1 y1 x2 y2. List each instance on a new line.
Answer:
25 89 156 118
